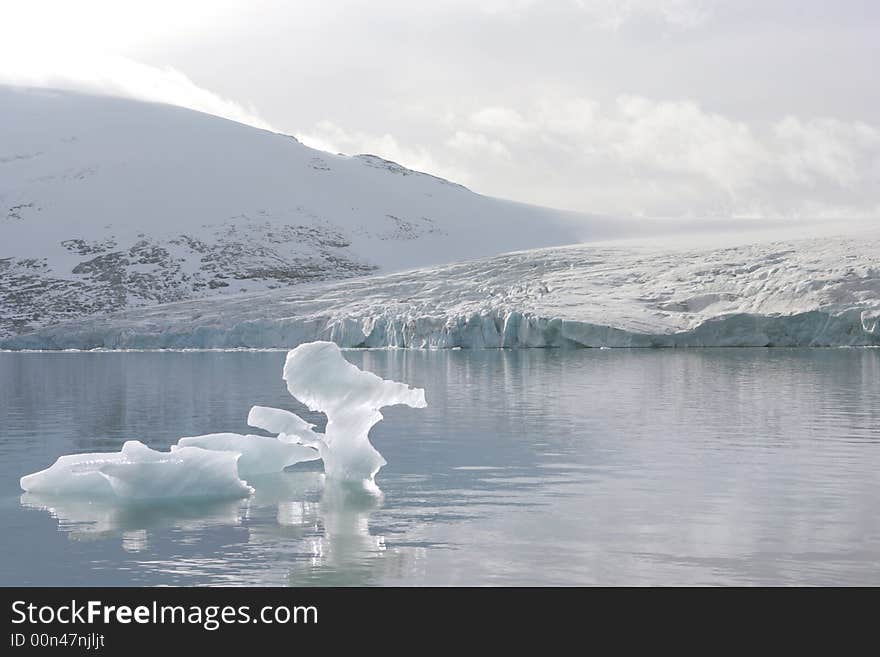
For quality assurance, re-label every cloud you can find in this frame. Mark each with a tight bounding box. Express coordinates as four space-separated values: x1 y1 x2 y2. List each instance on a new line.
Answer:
773 116 880 188
572 0 716 32
445 131 512 160
604 96 769 192
458 0 715 30
302 94 880 220
468 95 772 191
298 120 469 183
469 107 530 142
0 50 274 132
2 1 874 221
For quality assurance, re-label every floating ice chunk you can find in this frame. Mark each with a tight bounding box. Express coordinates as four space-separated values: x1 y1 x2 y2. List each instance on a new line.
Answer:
20 440 253 500
20 341 426 500
247 405 322 446
20 452 123 497
281 341 427 489
101 443 252 500
175 432 319 475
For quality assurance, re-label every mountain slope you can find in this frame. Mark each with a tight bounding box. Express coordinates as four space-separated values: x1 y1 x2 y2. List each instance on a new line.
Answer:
0 86 607 337
6 231 878 350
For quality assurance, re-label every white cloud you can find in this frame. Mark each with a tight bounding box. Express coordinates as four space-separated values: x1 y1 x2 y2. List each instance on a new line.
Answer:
609 96 768 192
572 0 715 32
469 107 530 142
1 1 875 221
6 31 875 221
0 2 272 131
298 120 469 183
773 117 880 188
446 131 512 160
313 93 880 220
458 0 715 30
0 52 274 131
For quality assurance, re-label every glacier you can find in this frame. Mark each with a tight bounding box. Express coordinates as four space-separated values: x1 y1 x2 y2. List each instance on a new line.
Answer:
6 231 879 350
0 85 603 338
20 341 426 499
3 85 841 341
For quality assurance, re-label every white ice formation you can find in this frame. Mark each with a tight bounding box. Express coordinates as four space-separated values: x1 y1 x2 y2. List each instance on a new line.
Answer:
19 440 253 500
281 341 427 489
7 231 879 350
247 405 324 446
174 433 320 477
20 342 426 499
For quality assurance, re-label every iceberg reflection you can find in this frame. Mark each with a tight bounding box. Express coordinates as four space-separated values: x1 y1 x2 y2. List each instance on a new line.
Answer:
20 470 409 585
20 492 244 544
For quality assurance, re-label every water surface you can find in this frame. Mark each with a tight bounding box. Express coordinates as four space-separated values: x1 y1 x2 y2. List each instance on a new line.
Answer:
1 348 878 585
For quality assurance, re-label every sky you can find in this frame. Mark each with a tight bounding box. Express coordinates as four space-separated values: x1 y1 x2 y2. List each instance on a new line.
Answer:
2 0 878 220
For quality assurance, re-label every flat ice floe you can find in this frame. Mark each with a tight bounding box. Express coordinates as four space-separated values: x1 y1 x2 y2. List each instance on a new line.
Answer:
20 440 254 500
20 341 426 499
5 231 879 349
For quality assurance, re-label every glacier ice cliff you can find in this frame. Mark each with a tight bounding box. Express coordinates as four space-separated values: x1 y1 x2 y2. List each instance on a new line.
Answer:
20 341 427 499
5 232 879 350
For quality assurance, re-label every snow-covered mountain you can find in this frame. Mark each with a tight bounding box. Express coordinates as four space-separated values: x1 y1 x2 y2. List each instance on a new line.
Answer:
6 230 878 350
4 86 877 350
0 86 613 337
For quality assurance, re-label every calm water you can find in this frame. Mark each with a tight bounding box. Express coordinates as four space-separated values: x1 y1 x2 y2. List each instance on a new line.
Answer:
0 348 878 586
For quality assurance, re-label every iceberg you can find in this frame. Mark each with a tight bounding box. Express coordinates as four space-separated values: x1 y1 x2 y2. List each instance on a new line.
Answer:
20 440 253 500
20 341 427 500
247 405 324 447
175 433 320 476
281 341 427 490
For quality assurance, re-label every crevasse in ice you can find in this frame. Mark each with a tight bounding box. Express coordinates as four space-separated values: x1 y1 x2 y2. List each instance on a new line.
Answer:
19 341 426 499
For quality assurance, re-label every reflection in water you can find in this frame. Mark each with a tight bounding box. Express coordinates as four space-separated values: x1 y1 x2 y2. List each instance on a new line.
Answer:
1 348 879 585
246 474 398 586
20 493 244 544
20 470 402 585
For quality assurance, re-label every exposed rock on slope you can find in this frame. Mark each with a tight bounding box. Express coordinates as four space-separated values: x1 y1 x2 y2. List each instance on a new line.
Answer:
6 232 878 349
1 86 603 337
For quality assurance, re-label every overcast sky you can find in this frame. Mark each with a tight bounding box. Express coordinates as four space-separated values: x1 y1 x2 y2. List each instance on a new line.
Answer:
3 1 878 220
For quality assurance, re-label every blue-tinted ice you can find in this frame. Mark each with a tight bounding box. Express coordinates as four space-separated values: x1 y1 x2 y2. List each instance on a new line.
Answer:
19 342 427 499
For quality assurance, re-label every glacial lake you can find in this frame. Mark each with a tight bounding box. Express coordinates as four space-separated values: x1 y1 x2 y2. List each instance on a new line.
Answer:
1 348 878 586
